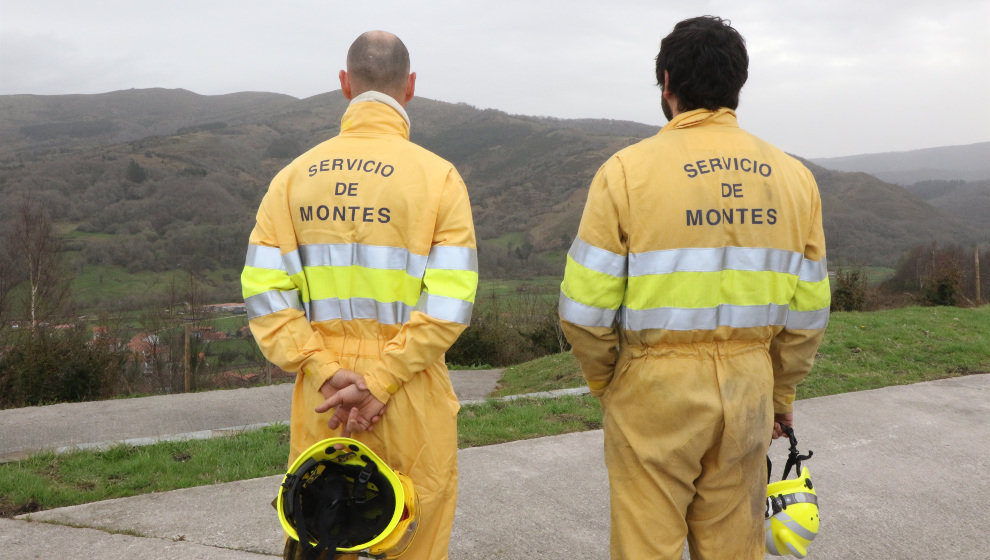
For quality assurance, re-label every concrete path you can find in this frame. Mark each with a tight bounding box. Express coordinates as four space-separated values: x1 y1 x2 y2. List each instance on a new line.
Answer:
2 372 989 559
0 369 504 462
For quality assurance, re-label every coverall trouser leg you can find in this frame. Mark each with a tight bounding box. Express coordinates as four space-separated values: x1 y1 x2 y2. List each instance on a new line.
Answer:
603 342 774 560
285 347 459 560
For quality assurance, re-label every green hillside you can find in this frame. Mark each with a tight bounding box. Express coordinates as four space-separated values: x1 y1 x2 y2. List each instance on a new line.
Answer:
1 89 987 310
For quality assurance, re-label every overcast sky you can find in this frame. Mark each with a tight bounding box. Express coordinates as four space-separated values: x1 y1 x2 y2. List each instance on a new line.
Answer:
2 0 988 158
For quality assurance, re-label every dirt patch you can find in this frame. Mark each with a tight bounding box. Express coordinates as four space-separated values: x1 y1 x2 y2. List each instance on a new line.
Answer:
0 498 40 518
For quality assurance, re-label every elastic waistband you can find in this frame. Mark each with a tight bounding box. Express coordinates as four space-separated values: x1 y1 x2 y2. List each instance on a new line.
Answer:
322 335 388 359
624 339 769 359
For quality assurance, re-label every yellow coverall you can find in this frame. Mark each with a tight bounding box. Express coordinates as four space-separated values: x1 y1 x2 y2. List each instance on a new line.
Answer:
242 94 477 560
559 108 830 559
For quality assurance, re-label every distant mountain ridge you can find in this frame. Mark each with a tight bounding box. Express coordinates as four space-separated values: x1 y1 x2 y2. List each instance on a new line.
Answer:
0 88 298 158
811 142 990 185
0 89 986 299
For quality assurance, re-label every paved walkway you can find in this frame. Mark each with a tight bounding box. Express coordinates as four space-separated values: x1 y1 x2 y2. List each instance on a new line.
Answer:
2 371 989 559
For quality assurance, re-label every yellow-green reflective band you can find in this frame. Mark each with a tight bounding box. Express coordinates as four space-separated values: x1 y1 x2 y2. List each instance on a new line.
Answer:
416 293 473 324
303 266 422 306
242 266 297 299
569 238 627 277
300 243 428 278
622 303 790 331
625 270 797 309
427 245 478 272
785 308 829 330
791 278 832 312
562 255 626 310
245 290 303 319
423 268 478 303
559 291 618 328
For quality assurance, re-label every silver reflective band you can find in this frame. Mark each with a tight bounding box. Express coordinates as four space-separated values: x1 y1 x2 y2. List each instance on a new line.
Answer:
245 290 303 319
309 297 413 324
766 528 781 556
559 292 618 328
628 246 826 280
307 294 473 325
774 511 818 541
622 303 790 331
569 238 627 278
426 245 478 272
799 256 828 283
416 292 473 325
245 244 286 271
244 244 302 276
299 243 429 278
780 492 819 507
784 308 830 330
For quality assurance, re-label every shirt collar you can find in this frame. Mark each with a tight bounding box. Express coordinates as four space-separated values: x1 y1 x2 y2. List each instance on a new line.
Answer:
349 90 411 131
663 107 738 131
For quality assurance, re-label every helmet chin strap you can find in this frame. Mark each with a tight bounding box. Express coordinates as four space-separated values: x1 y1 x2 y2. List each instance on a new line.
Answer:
780 425 813 481
285 459 347 560
768 425 814 483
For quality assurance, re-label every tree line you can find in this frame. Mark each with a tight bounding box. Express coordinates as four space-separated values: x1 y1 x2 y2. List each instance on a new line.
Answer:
2 196 986 409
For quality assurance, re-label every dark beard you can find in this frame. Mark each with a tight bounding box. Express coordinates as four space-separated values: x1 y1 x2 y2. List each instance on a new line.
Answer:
661 96 673 121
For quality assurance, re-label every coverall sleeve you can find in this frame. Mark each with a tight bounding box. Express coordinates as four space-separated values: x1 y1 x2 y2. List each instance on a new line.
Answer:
770 172 831 413
559 159 628 396
363 168 479 404
241 179 343 394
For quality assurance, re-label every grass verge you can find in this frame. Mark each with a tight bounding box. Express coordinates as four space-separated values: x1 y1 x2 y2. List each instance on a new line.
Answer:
0 425 288 517
2 305 988 516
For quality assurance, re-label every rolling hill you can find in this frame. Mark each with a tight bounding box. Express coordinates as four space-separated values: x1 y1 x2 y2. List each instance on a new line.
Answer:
1 89 987 309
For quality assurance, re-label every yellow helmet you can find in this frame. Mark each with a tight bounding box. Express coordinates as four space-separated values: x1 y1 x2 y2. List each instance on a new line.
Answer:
765 426 819 558
765 466 819 557
276 437 419 559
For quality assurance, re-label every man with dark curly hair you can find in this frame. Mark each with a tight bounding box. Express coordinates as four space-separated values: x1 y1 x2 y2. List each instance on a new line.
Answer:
559 16 830 559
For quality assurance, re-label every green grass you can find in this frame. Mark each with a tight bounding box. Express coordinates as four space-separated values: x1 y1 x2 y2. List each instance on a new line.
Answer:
804 305 990 396
457 395 601 448
3 305 988 516
72 266 193 308
493 352 582 396
475 276 560 298
0 425 288 517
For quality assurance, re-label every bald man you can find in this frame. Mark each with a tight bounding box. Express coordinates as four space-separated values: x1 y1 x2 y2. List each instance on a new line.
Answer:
242 30 477 560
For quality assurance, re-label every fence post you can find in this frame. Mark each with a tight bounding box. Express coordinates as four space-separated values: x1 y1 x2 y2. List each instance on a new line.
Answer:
184 324 192 392
976 246 982 305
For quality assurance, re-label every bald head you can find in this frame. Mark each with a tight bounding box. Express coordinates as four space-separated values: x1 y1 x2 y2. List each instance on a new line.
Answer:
345 31 411 98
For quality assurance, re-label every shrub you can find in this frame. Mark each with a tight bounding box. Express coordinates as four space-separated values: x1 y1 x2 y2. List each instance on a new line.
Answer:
446 289 565 367
925 268 961 307
831 268 867 311
0 326 135 409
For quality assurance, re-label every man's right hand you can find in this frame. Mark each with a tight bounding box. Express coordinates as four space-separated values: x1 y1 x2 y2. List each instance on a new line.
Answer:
317 369 386 436
772 412 793 439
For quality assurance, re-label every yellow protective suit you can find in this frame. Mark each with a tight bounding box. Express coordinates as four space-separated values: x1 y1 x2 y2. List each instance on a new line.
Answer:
242 93 477 560
559 108 830 559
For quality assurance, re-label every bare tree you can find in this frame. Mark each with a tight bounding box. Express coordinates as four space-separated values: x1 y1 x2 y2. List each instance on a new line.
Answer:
9 199 72 326
0 241 18 328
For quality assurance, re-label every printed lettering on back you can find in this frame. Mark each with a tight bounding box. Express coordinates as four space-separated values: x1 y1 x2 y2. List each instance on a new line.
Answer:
682 155 778 227
298 156 396 224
